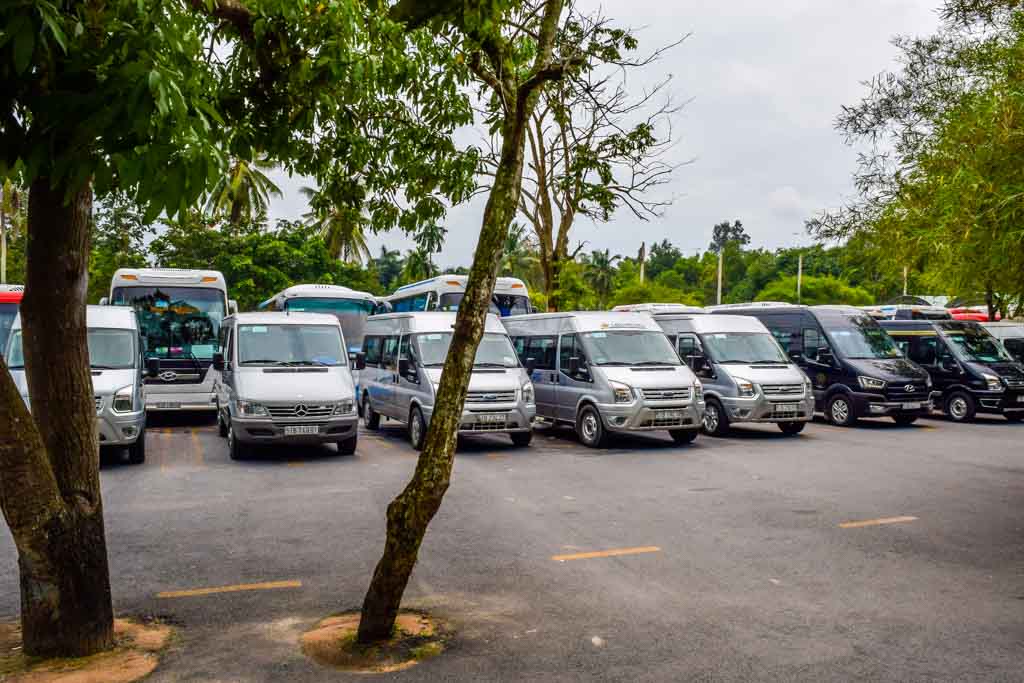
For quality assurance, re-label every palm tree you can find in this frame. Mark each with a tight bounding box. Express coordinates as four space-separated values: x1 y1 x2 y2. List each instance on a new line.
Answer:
205 157 282 226
499 222 541 282
300 186 371 264
402 247 438 283
585 248 621 308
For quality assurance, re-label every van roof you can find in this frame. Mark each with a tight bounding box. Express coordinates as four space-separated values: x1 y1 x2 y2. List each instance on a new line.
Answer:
229 311 341 326
611 303 705 314
258 283 376 308
11 304 138 331
503 311 663 334
881 319 984 333
365 311 507 335
652 313 770 335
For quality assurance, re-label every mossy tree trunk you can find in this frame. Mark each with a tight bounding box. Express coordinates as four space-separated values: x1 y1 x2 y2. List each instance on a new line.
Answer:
357 0 569 643
0 178 114 657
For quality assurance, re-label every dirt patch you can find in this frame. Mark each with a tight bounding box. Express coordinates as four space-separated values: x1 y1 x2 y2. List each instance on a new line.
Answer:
0 618 171 683
300 611 447 674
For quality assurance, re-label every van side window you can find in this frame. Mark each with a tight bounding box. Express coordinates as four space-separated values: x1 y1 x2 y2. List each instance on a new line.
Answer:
381 336 399 370
225 328 234 363
364 336 382 367
558 334 579 369
678 335 701 358
524 336 557 370
511 336 527 361
803 328 826 359
398 335 411 361
906 335 944 366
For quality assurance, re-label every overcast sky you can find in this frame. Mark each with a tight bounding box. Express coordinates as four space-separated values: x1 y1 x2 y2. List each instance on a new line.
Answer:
267 0 940 269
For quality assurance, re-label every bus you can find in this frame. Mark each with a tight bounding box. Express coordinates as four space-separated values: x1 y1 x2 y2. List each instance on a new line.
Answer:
385 275 532 316
0 284 24 351
258 284 378 357
106 268 233 411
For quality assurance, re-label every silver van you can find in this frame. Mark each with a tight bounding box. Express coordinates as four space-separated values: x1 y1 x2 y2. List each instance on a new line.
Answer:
5 306 148 463
503 312 704 447
213 312 359 460
650 314 814 436
358 312 536 449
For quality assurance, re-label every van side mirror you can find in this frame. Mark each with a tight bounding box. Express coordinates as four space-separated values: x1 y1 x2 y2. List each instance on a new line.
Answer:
212 352 225 371
98 297 109 306
399 358 417 381
353 352 366 371
228 299 239 315
146 358 160 378
817 348 835 366
940 357 959 373
525 358 537 375
788 349 804 363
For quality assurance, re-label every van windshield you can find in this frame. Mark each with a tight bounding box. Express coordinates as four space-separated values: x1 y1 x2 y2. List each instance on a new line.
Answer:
701 332 789 364
237 324 344 366
0 303 17 351
7 328 136 369
581 330 681 366
112 286 225 361
413 332 520 368
940 325 1012 363
824 316 903 359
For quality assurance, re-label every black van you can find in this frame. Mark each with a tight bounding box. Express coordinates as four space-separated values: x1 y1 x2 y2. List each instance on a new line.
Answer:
881 320 1024 422
710 304 932 426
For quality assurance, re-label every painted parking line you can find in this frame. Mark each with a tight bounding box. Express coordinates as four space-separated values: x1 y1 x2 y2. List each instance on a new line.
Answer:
552 546 661 562
839 515 918 529
156 579 302 599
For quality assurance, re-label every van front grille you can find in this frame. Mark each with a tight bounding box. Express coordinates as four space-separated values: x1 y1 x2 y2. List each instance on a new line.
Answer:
266 404 334 420
641 415 693 428
640 388 691 402
466 391 516 403
462 420 510 432
760 384 804 397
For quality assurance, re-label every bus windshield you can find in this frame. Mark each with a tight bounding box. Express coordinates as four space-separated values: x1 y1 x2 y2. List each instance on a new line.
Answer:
581 330 681 366
237 324 345 366
283 297 376 353
824 316 903 359
413 332 520 368
112 286 225 361
941 325 1012 363
702 332 789 365
8 328 136 369
0 303 17 351
438 292 531 316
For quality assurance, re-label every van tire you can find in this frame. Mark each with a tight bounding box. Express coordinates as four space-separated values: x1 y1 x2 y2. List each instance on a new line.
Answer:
892 414 918 426
409 406 427 451
826 394 857 427
338 433 358 455
510 431 533 447
670 428 698 444
702 399 730 436
944 391 976 423
217 407 229 437
127 429 146 464
364 394 381 430
227 423 249 461
576 405 608 448
778 422 805 435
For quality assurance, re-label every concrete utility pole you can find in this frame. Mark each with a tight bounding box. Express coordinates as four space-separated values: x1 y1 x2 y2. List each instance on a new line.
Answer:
903 266 909 296
716 249 723 305
638 242 646 284
797 252 803 304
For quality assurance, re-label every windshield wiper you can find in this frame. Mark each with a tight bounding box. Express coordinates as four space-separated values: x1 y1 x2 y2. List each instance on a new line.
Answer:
630 360 677 366
749 359 789 365
473 362 510 368
240 359 290 365
289 360 331 367
90 364 121 369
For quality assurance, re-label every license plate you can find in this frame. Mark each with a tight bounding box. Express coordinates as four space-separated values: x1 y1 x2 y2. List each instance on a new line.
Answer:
155 402 179 409
284 425 320 436
656 410 683 420
773 403 798 413
901 402 921 410
477 413 506 424
1017 395 1024 403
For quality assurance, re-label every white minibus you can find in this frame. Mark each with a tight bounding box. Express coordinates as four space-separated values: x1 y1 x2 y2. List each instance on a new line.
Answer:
385 275 532 316
258 284 377 357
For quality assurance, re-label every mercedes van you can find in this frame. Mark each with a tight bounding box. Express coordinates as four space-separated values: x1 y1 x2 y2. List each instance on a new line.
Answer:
504 312 704 447
214 312 359 459
358 312 536 448
651 313 814 436
883 320 1024 422
6 306 148 463
709 304 931 426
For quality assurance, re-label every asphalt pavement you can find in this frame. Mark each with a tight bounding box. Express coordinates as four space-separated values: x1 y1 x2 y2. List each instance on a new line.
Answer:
0 413 1021 681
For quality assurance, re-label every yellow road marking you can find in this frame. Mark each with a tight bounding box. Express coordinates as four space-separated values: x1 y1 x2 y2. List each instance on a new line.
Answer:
552 546 661 562
286 462 305 467
839 516 918 529
156 580 302 599
190 428 204 465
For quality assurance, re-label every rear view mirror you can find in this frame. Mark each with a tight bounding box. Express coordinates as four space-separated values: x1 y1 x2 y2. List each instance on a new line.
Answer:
399 357 417 381
212 352 225 371
525 358 537 375
567 356 582 376
146 358 160 378
353 352 366 371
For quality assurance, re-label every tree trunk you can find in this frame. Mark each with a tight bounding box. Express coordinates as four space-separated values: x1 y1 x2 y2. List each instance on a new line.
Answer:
0 178 115 657
356 107 533 646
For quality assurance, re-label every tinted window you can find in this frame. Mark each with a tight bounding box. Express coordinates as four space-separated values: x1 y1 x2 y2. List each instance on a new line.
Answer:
678 335 700 357
237 324 344 366
821 315 902 359
580 331 681 366
940 324 1012 363
559 334 582 371
364 335 382 366
112 286 225 360
381 336 399 370
1004 338 1024 362
523 336 557 370
398 335 411 360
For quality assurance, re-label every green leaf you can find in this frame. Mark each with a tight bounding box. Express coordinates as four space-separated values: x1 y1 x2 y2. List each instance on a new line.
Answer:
12 17 35 74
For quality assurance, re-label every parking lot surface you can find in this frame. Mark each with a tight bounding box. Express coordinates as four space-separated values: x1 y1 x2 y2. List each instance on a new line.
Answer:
1 414 1021 681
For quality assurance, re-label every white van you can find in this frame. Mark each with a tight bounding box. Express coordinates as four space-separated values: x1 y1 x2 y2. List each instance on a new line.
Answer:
6 306 148 463
213 312 359 459
358 312 536 448
503 312 705 447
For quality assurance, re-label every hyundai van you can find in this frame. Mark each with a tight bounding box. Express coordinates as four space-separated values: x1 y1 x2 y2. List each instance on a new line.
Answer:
883 320 1024 422
504 312 704 447
214 312 359 459
358 312 536 449
6 306 148 463
651 313 814 436
709 304 931 426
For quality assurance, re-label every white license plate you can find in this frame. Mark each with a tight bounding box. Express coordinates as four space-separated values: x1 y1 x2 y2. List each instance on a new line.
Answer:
656 410 683 420
155 402 179 409
284 425 320 436
1017 395 1024 403
773 403 798 413
477 413 506 424
901 402 921 410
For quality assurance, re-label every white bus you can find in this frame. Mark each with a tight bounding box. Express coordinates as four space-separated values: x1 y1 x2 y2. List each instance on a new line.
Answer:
386 275 532 316
258 284 378 357
106 268 233 411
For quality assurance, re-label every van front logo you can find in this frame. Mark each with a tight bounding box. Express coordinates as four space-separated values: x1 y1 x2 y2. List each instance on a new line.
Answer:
294 404 309 417
159 371 178 382
904 384 916 392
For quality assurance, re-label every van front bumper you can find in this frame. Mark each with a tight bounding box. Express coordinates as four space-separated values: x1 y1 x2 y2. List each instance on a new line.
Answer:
232 415 359 444
597 400 704 433
720 393 815 424
973 389 1024 414
424 402 537 434
851 391 932 418
97 407 146 446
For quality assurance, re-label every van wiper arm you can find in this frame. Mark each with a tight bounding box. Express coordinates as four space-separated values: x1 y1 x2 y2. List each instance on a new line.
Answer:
473 362 510 368
240 359 290 365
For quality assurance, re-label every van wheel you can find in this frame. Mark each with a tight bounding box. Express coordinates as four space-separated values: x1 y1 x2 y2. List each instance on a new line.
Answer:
945 391 976 422
127 428 146 464
510 431 533 447
892 414 918 426
576 405 608 448
409 406 427 451
217 407 228 437
778 422 805 435
364 394 381 430
702 399 730 436
826 394 857 427
227 423 249 461
338 433 358 455
670 428 698 444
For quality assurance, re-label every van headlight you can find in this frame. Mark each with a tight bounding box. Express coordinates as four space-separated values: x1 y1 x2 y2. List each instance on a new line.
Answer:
804 376 813 393
925 374 932 389
237 400 269 417
735 379 755 398
609 380 635 403
112 385 135 413
982 373 1003 392
521 381 535 405
693 380 704 401
333 400 355 415
857 376 886 391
